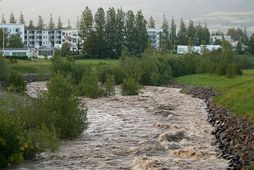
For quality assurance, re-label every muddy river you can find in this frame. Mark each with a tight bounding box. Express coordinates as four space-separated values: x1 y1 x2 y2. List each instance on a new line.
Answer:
14 82 228 170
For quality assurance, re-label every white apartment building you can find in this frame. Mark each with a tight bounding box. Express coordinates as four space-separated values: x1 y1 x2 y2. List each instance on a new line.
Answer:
25 29 62 48
177 45 221 54
61 29 80 51
0 23 25 42
147 28 163 49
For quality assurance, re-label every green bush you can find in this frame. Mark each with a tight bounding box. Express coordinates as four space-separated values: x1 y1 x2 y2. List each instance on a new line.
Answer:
78 74 100 98
112 66 125 85
7 72 26 93
39 73 86 139
226 64 242 78
105 75 115 96
121 78 141 96
96 64 114 84
0 54 9 82
0 111 24 167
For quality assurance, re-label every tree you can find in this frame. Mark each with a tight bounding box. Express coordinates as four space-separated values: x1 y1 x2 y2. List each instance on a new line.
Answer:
236 41 243 54
187 19 196 45
169 17 177 52
195 22 203 46
94 7 106 58
37 15 44 29
105 7 117 58
80 6 93 41
67 19 72 29
48 14 55 29
134 10 148 56
148 16 155 28
0 29 8 48
57 17 63 29
9 12 17 23
84 31 98 58
203 23 210 44
249 34 254 55
1 14 6 24
177 18 187 45
61 42 71 57
28 20 35 29
115 8 125 57
125 10 136 55
76 17 80 30
160 15 170 52
19 12 25 24
7 34 24 48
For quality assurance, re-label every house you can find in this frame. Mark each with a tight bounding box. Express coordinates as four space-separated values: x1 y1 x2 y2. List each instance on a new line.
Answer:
147 28 163 49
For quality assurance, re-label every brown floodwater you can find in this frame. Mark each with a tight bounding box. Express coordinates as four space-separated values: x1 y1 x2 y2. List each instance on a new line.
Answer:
12 83 228 170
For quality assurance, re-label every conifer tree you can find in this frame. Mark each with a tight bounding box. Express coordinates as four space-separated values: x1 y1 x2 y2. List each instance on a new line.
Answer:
148 16 155 28
187 19 196 45
57 17 63 29
48 14 55 29
115 8 125 57
177 18 187 45
1 14 6 24
170 17 176 52
28 20 35 29
125 10 136 55
160 15 170 52
9 12 17 23
19 12 25 24
37 15 44 29
80 6 93 41
67 19 72 29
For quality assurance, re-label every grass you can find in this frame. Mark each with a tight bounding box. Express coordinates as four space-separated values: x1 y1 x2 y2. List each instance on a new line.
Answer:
6 58 119 74
176 70 254 123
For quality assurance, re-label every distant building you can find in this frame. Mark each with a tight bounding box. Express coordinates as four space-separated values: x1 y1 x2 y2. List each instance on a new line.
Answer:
61 29 80 51
177 45 221 54
0 23 25 42
25 29 62 48
147 28 163 49
210 35 233 44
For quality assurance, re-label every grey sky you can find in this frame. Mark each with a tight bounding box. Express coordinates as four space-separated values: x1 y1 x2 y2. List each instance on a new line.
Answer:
1 0 254 33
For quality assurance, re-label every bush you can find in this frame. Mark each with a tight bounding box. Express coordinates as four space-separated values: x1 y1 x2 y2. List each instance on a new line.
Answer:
0 111 24 167
39 73 86 139
0 54 9 82
78 74 101 98
121 78 141 96
226 64 242 78
112 66 125 85
96 64 114 84
105 75 115 96
7 72 26 93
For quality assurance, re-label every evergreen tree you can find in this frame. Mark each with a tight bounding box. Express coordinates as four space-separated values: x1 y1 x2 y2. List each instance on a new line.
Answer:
249 34 254 55
148 16 155 28
203 23 210 44
169 17 177 52
94 7 106 58
48 14 55 29
160 15 170 52
80 6 93 41
1 14 6 24
9 12 17 23
125 10 136 55
76 17 80 30
37 15 44 29
19 12 25 24
187 19 196 45
57 17 63 29
67 19 72 29
105 7 117 58
134 10 148 56
28 20 35 29
115 8 125 57
177 18 187 45
195 22 203 46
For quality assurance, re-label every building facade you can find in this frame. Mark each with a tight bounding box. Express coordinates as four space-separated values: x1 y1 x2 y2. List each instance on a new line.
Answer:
177 45 221 54
147 28 163 49
0 23 25 42
61 29 80 51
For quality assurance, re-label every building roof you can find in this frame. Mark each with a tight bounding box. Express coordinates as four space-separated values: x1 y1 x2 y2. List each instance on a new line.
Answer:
0 48 29 50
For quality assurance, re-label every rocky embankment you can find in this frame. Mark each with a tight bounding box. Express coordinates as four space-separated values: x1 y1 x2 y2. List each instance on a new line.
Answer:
169 81 254 170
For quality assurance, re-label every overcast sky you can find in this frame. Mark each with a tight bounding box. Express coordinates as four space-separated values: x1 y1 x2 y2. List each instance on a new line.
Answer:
1 0 254 33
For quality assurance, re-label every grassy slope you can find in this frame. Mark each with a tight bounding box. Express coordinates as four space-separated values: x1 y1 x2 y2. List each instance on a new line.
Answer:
176 70 254 123
7 59 119 74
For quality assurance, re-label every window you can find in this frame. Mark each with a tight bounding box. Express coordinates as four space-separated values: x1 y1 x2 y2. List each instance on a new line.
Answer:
12 52 27 56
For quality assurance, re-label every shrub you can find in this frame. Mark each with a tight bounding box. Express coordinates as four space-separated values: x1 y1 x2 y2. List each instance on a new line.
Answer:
7 72 26 93
39 73 86 139
112 66 125 85
226 64 242 78
0 111 24 167
78 74 101 98
0 54 9 82
105 75 115 96
121 78 141 96
96 64 113 84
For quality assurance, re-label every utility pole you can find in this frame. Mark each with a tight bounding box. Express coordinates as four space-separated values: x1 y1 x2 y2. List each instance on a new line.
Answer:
2 28 4 57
